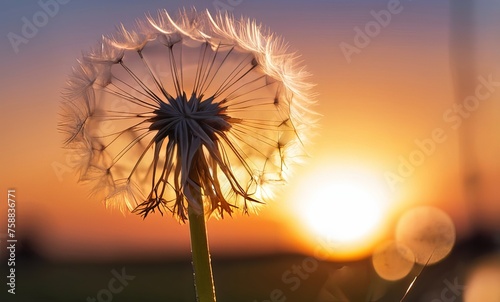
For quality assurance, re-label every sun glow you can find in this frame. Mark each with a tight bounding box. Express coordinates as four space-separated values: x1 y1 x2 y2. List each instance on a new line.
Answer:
293 165 390 259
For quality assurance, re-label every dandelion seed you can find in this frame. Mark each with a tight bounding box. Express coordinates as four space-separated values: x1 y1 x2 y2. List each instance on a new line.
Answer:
60 8 316 301
60 8 316 222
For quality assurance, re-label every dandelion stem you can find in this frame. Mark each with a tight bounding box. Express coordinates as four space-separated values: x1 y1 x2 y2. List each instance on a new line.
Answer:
188 193 216 302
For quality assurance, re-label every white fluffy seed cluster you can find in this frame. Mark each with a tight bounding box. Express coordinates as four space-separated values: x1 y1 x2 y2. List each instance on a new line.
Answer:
59 8 316 221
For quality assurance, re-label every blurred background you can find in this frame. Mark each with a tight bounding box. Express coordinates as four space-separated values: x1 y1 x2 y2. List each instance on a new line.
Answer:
1 0 499 301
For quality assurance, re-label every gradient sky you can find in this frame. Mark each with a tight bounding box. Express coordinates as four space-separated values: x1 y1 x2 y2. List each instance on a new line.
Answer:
0 0 499 261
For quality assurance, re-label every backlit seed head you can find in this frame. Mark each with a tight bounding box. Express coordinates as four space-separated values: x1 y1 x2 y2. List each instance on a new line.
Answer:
59 8 317 222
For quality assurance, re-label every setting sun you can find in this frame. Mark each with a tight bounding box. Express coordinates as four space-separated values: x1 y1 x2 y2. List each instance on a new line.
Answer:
293 165 390 259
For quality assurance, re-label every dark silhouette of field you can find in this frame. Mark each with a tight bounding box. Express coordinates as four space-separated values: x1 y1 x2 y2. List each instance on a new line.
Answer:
1 231 498 301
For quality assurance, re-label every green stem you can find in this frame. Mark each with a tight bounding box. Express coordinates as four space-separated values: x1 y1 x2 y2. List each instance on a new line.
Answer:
188 202 216 302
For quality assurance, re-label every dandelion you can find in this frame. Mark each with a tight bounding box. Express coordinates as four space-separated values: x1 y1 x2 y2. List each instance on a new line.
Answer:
59 8 316 301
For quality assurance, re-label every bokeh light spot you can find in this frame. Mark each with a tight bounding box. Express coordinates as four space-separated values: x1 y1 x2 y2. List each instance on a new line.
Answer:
372 240 415 281
395 206 455 265
465 254 500 302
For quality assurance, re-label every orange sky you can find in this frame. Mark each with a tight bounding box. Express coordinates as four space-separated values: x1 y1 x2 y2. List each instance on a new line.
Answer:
1 0 500 262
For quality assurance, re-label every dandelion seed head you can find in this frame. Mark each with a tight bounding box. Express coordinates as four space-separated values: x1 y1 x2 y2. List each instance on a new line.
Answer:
60 8 317 222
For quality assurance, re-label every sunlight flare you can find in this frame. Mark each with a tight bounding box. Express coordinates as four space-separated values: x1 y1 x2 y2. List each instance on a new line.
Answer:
293 165 390 258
